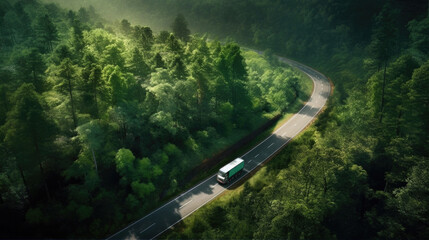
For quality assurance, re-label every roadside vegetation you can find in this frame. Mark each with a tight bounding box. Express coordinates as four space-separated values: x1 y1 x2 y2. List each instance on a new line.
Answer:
0 0 309 238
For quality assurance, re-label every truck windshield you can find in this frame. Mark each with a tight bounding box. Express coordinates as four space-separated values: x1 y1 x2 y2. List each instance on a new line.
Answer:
218 171 226 178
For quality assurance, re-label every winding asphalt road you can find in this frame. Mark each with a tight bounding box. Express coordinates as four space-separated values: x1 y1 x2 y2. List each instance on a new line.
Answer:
107 55 330 240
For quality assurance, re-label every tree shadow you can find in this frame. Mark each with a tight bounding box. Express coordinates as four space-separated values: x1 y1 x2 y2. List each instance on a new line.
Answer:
299 105 321 117
320 90 330 99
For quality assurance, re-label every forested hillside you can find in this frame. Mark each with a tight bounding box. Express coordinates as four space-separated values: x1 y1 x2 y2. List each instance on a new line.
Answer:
0 1 307 238
2 0 429 239
141 0 428 239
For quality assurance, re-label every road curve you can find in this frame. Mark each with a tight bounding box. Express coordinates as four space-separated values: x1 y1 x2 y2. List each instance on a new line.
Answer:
107 55 331 240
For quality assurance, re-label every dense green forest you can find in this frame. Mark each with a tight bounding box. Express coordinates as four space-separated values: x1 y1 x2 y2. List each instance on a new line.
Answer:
1 0 429 239
0 0 309 238
133 0 429 239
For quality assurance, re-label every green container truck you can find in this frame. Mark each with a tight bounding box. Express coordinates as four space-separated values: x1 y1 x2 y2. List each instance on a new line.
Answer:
217 158 244 184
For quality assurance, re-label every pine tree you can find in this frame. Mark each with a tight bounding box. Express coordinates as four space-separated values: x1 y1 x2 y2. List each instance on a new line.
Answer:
171 14 190 42
2 83 55 202
35 14 58 52
368 3 398 123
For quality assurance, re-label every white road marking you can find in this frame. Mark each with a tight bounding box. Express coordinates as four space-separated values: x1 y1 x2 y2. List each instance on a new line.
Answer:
248 160 253 163
268 143 274 148
254 154 259 158
140 223 156 233
179 200 193 209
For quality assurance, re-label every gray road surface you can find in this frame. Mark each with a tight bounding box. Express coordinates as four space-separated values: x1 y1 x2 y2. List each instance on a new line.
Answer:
107 55 331 240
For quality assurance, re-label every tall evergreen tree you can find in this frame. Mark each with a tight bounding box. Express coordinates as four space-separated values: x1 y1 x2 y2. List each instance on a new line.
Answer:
2 83 55 202
71 19 85 55
407 60 429 152
133 26 154 51
129 47 150 78
368 3 399 123
152 52 165 69
171 14 190 42
120 19 131 35
408 16 429 62
55 59 78 128
35 14 58 52
383 55 418 136
13 48 46 93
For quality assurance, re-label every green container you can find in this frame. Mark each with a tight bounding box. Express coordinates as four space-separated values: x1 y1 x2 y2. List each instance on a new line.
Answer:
228 159 244 177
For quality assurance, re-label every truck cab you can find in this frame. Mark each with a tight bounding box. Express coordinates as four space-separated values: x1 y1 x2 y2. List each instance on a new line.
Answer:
217 170 228 184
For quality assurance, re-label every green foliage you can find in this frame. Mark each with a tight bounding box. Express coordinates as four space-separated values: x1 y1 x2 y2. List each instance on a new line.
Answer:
152 52 165 69
2 83 55 203
157 30 170 43
131 181 155 199
80 60 103 117
12 48 47 93
103 65 127 105
113 148 163 216
71 19 85 54
76 120 104 152
54 58 78 127
368 3 399 68
408 16 429 62
167 34 182 53
406 60 429 151
171 14 190 42
114 148 135 178
133 25 154 50
392 159 429 238
102 44 125 68
34 14 58 53
128 47 150 78
120 19 131 35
